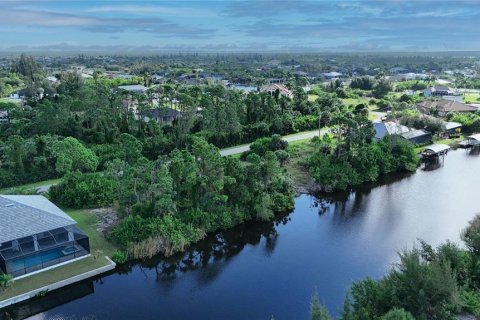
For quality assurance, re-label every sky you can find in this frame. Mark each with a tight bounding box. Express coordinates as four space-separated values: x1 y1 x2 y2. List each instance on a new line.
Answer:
1 0 480 53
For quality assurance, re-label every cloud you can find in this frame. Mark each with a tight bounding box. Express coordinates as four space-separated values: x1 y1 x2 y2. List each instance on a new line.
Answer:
86 5 215 17
0 5 215 38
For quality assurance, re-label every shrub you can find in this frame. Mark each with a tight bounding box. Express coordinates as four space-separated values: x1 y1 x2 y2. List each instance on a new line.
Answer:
49 172 115 208
111 251 128 264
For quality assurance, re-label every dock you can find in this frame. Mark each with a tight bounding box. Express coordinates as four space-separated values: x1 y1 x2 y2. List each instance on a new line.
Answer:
421 144 451 159
459 133 480 148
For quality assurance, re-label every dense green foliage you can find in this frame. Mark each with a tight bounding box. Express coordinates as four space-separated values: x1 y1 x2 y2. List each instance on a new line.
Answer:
308 103 419 191
336 215 480 319
49 172 116 208
104 137 293 257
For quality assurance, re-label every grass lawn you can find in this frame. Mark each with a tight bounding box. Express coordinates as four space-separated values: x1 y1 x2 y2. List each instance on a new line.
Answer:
342 97 369 106
66 209 118 257
286 140 316 186
464 93 480 104
0 178 62 194
0 256 112 301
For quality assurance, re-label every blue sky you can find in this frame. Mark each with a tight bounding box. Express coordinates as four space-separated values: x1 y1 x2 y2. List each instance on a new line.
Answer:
1 0 480 52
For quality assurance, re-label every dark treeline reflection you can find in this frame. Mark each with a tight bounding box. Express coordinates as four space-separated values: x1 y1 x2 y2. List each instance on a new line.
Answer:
311 170 413 216
1 282 95 320
118 212 291 283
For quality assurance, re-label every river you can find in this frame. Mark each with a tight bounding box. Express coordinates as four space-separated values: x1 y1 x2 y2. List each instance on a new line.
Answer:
2 149 480 320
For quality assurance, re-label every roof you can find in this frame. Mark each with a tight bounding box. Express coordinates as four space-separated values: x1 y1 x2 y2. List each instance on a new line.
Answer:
401 129 431 140
0 195 75 244
261 84 292 97
445 121 462 130
140 108 181 118
468 133 480 142
118 85 148 93
423 144 450 154
374 121 409 140
416 99 477 113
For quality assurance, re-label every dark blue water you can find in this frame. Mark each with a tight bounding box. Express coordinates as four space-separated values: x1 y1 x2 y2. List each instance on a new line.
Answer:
3 149 480 320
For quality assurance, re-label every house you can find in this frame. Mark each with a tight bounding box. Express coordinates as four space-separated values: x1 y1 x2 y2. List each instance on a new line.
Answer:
373 121 410 140
0 195 90 278
401 129 432 144
323 72 343 79
444 121 462 137
138 108 182 124
423 86 457 97
0 110 8 123
261 84 293 98
117 85 148 94
416 99 477 116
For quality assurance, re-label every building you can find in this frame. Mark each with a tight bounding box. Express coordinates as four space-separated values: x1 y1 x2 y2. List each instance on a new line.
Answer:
0 195 90 278
416 99 477 116
423 86 457 97
401 129 432 144
373 121 410 140
323 72 343 79
138 108 182 124
0 110 8 123
444 121 462 137
261 84 293 98
117 85 148 94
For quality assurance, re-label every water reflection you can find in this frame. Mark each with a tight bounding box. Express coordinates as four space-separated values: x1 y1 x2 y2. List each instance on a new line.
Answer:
116 212 289 283
1 282 95 320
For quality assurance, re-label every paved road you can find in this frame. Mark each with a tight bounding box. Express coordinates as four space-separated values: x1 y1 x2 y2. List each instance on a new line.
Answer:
220 129 327 157
219 111 388 157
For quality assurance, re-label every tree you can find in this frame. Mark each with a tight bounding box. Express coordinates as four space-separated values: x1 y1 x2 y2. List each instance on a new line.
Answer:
380 308 415 320
52 137 98 174
310 290 331 320
373 78 393 99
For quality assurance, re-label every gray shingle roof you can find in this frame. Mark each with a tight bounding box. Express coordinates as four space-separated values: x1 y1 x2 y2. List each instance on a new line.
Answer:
0 195 75 244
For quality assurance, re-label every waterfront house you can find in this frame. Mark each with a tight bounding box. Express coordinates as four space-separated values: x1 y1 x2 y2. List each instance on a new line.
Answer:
0 195 90 278
373 121 410 140
400 129 432 144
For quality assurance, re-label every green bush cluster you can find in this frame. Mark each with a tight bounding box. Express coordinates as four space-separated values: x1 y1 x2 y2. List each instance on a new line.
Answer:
49 172 116 208
309 136 419 191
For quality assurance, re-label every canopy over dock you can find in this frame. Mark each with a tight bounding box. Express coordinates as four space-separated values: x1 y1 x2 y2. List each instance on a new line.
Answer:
422 144 450 157
468 134 480 146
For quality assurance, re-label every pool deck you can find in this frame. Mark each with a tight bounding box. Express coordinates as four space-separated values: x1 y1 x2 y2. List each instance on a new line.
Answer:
0 256 116 309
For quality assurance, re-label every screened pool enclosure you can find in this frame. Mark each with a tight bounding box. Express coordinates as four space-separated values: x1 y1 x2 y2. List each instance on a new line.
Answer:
0 195 90 277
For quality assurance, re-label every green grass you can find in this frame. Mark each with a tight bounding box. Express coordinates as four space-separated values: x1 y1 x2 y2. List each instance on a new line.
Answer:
66 209 118 257
0 256 112 301
342 97 369 106
464 94 480 104
286 140 316 187
0 178 62 194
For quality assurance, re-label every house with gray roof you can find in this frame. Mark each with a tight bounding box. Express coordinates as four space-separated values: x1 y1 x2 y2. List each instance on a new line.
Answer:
0 195 90 278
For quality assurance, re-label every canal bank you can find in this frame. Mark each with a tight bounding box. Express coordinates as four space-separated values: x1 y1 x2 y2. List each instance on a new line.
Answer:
2 149 480 320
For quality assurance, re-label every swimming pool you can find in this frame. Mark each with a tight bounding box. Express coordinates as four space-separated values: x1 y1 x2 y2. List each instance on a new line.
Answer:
6 246 77 273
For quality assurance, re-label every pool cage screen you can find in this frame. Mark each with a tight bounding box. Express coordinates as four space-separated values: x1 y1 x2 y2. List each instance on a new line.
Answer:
0 225 90 277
